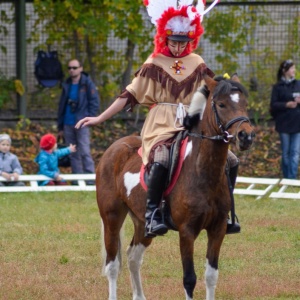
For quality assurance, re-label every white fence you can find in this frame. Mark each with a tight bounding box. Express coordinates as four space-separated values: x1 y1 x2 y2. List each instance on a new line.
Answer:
0 174 96 192
0 175 300 199
235 177 300 200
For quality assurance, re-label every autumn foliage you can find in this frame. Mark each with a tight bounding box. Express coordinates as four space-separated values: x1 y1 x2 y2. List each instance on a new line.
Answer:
3 121 282 178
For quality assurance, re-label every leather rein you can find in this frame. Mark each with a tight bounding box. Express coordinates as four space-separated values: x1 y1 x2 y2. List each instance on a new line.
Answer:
188 100 251 143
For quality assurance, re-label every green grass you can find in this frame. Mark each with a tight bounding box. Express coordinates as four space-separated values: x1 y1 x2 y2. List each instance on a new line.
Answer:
0 192 299 300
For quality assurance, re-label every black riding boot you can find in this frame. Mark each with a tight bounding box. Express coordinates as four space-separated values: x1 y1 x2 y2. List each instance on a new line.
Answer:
145 162 169 238
226 164 241 234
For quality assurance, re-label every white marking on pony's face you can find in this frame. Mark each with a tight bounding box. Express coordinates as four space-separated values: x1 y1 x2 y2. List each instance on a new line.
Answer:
205 259 219 300
230 93 240 103
184 141 193 160
124 172 140 197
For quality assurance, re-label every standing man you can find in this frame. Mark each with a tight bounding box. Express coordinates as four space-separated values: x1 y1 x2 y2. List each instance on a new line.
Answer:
58 59 100 183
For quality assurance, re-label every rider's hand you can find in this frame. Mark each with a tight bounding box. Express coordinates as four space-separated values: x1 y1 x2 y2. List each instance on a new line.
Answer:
75 116 100 129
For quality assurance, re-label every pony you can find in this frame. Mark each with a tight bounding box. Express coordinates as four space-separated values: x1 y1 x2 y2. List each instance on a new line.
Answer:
96 74 255 300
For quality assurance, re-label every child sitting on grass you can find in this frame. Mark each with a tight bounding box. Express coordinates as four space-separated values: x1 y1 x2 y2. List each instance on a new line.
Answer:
35 133 76 186
0 133 25 186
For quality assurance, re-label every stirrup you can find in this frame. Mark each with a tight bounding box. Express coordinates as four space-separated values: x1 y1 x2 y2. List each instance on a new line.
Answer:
144 209 168 238
226 215 241 235
145 221 168 238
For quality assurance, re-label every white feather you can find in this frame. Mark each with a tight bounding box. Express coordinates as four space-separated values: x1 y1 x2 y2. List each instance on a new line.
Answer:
179 0 205 16
146 0 178 25
145 0 210 27
203 0 219 16
178 0 192 5
166 16 195 32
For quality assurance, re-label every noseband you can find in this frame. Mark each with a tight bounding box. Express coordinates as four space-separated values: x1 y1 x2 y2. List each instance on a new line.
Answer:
188 100 251 143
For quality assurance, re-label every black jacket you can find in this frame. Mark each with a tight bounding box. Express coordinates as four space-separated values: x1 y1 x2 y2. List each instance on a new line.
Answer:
270 79 300 133
58 72 100 131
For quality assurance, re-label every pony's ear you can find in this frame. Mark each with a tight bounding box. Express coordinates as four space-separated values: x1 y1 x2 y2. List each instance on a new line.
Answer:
231 73 240 83
204 74 217 94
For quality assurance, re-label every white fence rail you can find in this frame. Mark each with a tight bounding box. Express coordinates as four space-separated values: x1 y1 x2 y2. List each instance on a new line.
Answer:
1 175 300 198
269 179 300 199
0 174 96 192
235 177 280 200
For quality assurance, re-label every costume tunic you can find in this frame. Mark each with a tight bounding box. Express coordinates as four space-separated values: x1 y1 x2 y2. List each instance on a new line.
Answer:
123 53 213 165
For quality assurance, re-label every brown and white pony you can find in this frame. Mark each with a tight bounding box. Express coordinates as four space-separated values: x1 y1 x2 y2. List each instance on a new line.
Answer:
96 74 255 300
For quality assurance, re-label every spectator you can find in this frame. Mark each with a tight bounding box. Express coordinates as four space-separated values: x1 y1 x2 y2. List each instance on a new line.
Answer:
75 2 240 236
35 133 76 186
57 59 100 184
0 133 25 187
270 59 300 179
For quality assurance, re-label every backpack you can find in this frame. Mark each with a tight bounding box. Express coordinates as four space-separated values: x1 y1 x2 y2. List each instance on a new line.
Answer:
34 50 64 88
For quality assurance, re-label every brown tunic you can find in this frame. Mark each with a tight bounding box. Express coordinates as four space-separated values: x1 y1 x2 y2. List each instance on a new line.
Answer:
123 53 213 165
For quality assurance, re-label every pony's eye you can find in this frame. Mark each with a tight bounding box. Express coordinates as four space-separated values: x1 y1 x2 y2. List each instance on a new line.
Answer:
218 103 225 108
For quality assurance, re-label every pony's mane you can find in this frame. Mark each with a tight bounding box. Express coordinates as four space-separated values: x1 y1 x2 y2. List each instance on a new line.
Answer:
213 80 249 99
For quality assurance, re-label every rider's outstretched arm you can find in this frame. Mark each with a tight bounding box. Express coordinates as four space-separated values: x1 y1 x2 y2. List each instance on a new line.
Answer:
75 97 128 129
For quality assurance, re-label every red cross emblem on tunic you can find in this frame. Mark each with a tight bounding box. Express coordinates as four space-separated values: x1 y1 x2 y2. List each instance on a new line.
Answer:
170 60 185 75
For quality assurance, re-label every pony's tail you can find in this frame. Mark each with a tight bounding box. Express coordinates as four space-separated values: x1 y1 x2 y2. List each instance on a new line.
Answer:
101 219 124 276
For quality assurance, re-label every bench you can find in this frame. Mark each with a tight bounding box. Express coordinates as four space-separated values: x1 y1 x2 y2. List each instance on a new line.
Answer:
269 178 300 199
0 174 96 192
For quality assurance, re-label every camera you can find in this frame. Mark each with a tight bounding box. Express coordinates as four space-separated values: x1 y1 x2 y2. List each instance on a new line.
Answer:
68 99 78 113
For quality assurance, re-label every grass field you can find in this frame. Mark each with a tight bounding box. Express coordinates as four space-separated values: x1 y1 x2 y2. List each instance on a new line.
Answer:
0 192 299 300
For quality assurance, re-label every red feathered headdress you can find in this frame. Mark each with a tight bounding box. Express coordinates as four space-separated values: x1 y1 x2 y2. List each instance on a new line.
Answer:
143 0 220 56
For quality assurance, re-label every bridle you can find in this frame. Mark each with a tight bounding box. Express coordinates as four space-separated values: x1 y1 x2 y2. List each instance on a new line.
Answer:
188 97 251 143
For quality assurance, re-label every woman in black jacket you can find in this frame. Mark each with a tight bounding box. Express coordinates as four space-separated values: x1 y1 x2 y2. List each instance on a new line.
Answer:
270 59 300 178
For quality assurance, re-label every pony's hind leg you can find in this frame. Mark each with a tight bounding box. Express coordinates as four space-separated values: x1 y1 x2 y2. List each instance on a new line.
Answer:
127 242 147 300
101 201 128 300
126 222 153 300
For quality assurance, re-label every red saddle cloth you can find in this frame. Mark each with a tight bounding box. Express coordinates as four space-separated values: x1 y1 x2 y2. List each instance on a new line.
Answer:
139 137 189 196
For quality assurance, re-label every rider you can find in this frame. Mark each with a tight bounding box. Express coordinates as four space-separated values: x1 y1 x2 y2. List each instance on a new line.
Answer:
75 0 240 237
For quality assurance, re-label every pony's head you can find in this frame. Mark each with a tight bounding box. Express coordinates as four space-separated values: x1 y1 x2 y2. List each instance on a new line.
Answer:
186 74 255 151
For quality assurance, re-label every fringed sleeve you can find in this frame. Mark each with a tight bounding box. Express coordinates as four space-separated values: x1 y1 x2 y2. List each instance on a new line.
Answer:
118 89 139 112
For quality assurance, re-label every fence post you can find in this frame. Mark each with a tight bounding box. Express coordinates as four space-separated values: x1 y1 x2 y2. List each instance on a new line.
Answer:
15 0 27 118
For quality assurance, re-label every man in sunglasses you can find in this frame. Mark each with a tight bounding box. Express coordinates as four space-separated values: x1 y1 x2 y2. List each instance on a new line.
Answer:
58 59 100 184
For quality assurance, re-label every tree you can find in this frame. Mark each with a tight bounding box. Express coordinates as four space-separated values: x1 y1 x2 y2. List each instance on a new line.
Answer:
31 0 153 108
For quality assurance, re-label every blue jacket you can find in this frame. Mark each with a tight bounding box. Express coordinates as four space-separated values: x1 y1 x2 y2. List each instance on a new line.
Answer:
34 148 71 186
270 79 300 133
58 72 100 131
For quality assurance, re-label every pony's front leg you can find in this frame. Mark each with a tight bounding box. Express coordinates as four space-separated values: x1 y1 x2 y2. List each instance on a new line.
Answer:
179 233 197 300
127 243 147 300
205 231 225 300
205 258 219 300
